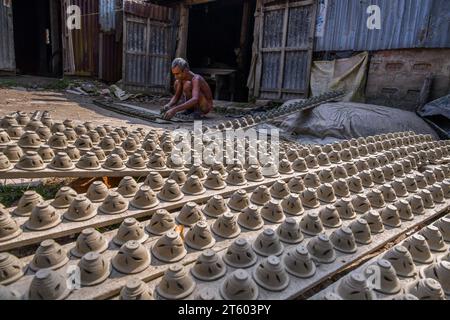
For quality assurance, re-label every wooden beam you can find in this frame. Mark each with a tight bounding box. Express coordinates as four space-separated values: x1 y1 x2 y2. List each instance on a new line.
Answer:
0 172 308 252
175 3 189 59
303 0 318 98
254 0 265 97
263 0 314 11
277 0 290 99
185 0 216 5
237 0 252 71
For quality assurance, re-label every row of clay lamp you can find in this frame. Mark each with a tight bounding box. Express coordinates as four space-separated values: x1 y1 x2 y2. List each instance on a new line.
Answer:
0 110 194 148
148 184 450 300
1 209 449 299
1 132 445 174
0 128 147 153
132 211 450 300
0 113 440 159
1 139 449 244
206 90 345 133
1 160 448 284
0 111 149 140
315 214 450 300
0 124 439 165
1 173 449 299
0 136 444 173
1 141 449 242
2 158 448 244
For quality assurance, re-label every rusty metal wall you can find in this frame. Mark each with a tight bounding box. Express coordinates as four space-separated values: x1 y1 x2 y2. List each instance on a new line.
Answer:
314 0 450 52
62 0 100 76
0 2 15 72
122 0 177 93
365 49 450 111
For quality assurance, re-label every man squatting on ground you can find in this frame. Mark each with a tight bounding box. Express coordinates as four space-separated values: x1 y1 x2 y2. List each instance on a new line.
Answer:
161 58 214 120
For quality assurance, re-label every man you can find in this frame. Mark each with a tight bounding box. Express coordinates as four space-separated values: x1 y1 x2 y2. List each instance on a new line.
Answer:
161 58 214 120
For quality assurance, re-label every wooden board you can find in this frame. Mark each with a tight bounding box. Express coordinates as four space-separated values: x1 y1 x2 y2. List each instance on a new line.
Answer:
0 166 186 179
145 201 450 301
0 171 304 251
5 173 450 300
309 222 450 300
6 196 449 300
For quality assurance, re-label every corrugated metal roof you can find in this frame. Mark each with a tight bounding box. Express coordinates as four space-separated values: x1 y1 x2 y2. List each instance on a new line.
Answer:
314 0 450 51
0 3 15 71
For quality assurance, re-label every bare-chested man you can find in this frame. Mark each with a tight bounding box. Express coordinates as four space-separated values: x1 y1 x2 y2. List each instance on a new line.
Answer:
161 58 213 120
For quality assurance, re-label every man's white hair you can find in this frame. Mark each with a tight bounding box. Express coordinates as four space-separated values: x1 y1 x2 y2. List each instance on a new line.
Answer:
172 57 190 71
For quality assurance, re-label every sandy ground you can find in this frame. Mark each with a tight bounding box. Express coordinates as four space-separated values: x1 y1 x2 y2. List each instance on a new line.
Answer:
0 82 239 187
0 85 172 187
0 87 174 131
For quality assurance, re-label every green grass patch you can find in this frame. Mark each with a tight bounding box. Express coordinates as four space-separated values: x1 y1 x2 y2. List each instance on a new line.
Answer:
0 79 20 88
0 183 63 207
43 78 71 90
0 78 71 90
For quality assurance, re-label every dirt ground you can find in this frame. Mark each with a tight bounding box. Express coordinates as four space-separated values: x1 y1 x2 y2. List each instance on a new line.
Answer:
0 87 175 131
0 75 243 132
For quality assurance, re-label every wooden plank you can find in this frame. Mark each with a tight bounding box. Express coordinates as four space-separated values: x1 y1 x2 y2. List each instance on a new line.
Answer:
254 0 265 98
237 0 251 71
302 0 318 99
186 0 216 5
260 88 306 94
121 8 127 89
263 0 315 11
143 200 450 301
145 17 151 89
3 145 445 298
175 4 189 59
260 46 312 52
0 172 306 252
309 221 450 300
8 177 449 300
277 1 290 99
0 167 182 179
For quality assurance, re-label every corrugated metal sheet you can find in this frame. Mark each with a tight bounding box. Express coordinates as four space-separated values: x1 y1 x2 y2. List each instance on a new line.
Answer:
0 2 15 72
99 0 116 32
314 0 450 52
123 0 176 93
62 0 100 76
262 10 283 48
283 51 308 90
261 52 280 90
125 18 148 87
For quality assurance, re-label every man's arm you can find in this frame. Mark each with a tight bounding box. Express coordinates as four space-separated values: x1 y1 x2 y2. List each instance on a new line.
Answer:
170 77 200 114
163 80 183 110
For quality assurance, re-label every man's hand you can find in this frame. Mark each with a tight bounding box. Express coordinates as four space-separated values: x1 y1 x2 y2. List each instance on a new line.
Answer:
162 108 177 120
160 104 171 114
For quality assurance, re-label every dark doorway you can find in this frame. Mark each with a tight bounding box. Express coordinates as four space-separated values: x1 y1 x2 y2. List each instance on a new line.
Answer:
187 0 256 102
12 0 63 77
